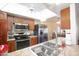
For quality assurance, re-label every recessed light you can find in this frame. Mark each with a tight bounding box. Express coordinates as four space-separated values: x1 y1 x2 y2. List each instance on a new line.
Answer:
56 21 60 24
56 3 61 5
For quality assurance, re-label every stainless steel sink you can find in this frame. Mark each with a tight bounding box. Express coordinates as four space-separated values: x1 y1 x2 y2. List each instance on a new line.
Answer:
31 45 53 56
43 42 59 50
31 42 61 56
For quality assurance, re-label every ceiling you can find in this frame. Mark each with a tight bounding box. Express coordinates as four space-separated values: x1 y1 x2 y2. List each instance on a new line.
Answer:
19 3 47 12
0 3 70 21
19 3 70 21
19 3 70 16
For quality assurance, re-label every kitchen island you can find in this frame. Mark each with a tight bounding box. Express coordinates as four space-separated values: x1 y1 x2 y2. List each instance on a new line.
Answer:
8 39 79 56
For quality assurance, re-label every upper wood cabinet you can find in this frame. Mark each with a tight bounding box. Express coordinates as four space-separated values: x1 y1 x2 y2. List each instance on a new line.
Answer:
61 7 70 29
14 17 24 24
0 11 7 20
0 11 35 31
28 20 35 30
14 17 35 30
7 16 14 31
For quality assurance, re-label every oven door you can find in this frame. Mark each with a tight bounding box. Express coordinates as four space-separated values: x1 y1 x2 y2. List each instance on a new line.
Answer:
16 40 30 50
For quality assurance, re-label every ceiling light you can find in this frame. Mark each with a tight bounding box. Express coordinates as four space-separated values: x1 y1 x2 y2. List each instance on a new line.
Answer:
47 3 61 5
55 3 61 5
56 21 60 25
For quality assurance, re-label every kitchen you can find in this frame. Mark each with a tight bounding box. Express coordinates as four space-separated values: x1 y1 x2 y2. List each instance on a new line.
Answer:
0 3 79 56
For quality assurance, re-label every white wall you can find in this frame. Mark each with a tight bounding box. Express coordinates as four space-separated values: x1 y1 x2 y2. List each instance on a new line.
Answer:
70 4 77 44
75 3 79 44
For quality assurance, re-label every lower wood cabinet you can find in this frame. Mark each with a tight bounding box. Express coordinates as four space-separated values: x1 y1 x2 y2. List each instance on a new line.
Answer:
30 36 37 46
7 40 16 52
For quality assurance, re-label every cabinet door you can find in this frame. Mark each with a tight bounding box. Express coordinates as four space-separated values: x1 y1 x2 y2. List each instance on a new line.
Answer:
30 36 37 46
7 16 14 31
61 7 70 29
14 17 19 23
0 11 7 19
28 20 35 30
14 17 24 24
0 20 8 45
8 40 16 52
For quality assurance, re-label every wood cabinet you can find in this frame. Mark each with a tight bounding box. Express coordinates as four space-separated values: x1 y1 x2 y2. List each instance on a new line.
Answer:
14 17 35 30
61 7 70 29
7 40 16 52
7 16 14 31
14 17 24 24
0 19 8 45
30 36 37 46
0 11 7 19
28 20 35 30
0 10 35 31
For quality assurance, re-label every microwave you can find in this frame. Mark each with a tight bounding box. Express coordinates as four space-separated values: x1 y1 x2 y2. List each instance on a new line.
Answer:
15 23 28 29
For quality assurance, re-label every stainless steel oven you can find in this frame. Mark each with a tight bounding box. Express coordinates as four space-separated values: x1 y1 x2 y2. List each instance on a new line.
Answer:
16 39 30 50
14 23 30 50
14 35 30 50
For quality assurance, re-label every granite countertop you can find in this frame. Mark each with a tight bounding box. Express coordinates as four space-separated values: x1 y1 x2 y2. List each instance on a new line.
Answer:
8 39 79 56
8 48 37 56
8 42 44 56
7 35 37 41
59 45 79 56
29 35 37 38
7 38 15 41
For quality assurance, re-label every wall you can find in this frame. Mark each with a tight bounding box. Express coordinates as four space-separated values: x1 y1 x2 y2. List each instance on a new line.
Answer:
70 4 79 45
69 4 79 45
44 17 59 40
74 3 79 44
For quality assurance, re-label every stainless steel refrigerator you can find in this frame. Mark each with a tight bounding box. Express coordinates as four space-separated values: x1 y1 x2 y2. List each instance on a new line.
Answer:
34 24 48 43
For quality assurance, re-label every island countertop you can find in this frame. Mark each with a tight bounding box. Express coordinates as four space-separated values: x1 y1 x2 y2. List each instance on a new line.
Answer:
8 48 36 56
8 39 79 56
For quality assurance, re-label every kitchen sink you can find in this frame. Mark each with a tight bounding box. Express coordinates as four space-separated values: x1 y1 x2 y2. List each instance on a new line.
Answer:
43 42 59 50
31 45 53 56
31 42 61 56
